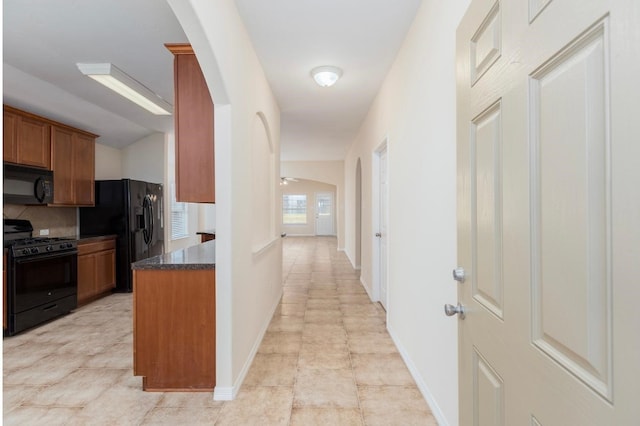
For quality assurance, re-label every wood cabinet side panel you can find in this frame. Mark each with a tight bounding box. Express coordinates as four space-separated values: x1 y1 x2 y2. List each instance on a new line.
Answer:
174 53 215 203
134 269 216 390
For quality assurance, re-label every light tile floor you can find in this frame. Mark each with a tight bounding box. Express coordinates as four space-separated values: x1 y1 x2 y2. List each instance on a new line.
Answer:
3 236 437 425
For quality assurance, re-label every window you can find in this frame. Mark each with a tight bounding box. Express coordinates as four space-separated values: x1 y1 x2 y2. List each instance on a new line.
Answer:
170 182 188 240
282 194 307 224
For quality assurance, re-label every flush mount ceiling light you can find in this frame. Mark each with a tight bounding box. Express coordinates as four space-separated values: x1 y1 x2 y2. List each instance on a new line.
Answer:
76 63 172 115
311 66 343 87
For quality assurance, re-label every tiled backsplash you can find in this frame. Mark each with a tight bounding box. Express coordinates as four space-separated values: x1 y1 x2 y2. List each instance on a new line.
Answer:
3 204 77 237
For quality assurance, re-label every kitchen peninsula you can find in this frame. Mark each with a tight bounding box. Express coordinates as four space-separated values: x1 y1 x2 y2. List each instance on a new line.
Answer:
131 241 216 391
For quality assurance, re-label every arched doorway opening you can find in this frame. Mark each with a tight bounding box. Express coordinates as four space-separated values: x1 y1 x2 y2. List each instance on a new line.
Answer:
355 158 362 269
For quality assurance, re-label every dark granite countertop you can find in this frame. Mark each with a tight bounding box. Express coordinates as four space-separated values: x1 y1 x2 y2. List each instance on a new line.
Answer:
196 229 216 236
131 240 216 270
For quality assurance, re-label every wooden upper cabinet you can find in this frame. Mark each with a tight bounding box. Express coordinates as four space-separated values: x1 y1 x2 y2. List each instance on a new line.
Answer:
3 105 97 206
3 106 51 169
74 133 96 205
3 109 19 163
165 43 215 203
51 126 96 206
19 116 51 169
51 127 75 204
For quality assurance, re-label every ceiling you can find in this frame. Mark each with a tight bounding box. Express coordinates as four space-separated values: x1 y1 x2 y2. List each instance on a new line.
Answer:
3 0 421 160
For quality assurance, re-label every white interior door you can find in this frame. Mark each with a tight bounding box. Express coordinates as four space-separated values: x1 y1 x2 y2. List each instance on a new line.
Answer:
315 192 335 236
378 147 388 309
455 0 639 424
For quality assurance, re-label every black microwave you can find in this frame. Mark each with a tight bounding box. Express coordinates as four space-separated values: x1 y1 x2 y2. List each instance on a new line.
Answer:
3 164 54 205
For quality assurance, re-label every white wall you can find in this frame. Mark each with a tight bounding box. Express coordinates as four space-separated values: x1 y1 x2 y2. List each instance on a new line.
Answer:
168 0 282 400
281 161 345 248
94 142 123 180
121 132 165 184
198 204 216 231
344 1 470 425
281 179 337 236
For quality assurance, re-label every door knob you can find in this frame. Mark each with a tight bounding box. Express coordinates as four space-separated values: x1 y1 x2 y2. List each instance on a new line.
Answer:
452 267 466 283
375 232 381 237
444 303 466 319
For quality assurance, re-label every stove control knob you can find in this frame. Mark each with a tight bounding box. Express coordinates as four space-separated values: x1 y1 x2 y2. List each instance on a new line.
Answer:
59 244 66 249
46 245 54 252
22 249 30 255
30 247 39 254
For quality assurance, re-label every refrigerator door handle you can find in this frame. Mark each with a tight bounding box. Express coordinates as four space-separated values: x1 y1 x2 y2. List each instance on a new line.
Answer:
142 195 152 245
148 198 154 245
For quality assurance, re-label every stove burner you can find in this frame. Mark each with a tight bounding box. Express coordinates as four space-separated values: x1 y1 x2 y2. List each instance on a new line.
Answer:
7 237 78 258
14 237 74 245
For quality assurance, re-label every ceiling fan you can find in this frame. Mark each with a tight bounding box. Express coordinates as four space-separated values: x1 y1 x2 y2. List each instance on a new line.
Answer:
280 177 299 185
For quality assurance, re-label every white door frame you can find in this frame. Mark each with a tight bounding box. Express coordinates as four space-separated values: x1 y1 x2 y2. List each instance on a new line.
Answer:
371 138 389 306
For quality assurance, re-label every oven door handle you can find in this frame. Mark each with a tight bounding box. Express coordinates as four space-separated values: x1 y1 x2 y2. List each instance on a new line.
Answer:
13 250 78 263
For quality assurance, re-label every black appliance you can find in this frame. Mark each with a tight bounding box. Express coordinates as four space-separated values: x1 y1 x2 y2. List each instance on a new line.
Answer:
3 164 54 205
4 219 78 336
79 179 164 292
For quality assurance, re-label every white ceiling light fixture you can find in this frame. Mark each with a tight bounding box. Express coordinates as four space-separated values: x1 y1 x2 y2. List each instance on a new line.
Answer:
311 66 343 87
76 63 173 115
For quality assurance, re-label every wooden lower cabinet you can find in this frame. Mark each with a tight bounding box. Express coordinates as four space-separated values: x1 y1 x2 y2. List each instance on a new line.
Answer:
3 251 7 330
133 268 215 391
77 238 116 305
200 234 215 243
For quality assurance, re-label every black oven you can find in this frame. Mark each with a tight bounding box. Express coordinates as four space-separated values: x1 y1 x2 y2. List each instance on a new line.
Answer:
10 250 77 335
4 219 78 336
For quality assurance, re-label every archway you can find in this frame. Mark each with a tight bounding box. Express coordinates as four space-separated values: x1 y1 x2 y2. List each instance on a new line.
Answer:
355 158 362 269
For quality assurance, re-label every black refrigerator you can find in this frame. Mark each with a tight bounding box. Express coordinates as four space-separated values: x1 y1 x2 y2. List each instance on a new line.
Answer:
79 179 164 292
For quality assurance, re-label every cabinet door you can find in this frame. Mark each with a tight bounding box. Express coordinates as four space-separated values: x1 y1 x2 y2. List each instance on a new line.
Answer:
3 252 7 330
74 133 95 206
51 126 75 205
77 253 97 305
17 115 51 169
3 110 18 163
173 50 215 203
94 249 116 294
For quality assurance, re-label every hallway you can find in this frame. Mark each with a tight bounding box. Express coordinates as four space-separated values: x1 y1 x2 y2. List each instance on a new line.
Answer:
3 237 436 425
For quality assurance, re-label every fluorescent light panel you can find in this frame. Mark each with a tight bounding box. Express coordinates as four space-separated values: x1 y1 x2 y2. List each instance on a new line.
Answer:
77 63 172 115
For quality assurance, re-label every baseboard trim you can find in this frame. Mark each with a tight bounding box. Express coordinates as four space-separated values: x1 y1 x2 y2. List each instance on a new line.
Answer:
213 386 233 401
360 275 374 302
387 323 450 426
213 289 283 401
